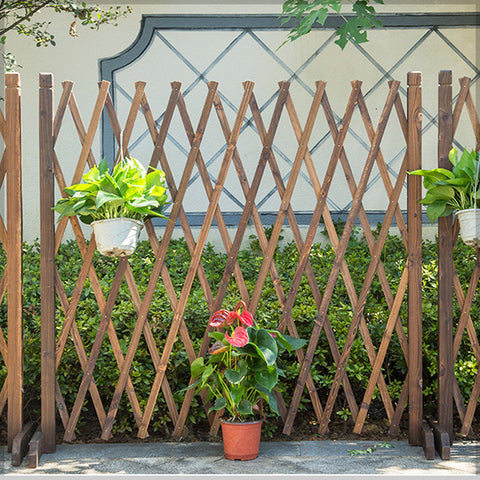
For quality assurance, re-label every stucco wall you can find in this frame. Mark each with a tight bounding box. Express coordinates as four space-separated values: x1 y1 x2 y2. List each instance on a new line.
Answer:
3 1 479 243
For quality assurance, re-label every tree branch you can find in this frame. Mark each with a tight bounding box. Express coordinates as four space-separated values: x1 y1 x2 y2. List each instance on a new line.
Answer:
0 1 51 37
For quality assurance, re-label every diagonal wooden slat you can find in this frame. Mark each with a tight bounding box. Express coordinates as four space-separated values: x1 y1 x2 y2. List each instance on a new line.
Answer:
138 82 254 439
101 81 221 440
64 258 129 441
282 81 363 435
316 80 401 434
249 82 325 312
319 87 407 425
212 82 290 307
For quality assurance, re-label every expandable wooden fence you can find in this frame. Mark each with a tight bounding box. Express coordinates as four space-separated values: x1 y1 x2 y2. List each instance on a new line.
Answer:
37 71 424 450
437 72 480 448
0 73 23 451
2 70 479 465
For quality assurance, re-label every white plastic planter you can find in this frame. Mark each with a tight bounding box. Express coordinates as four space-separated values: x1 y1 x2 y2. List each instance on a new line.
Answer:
456 209 480 248
91 218 143 257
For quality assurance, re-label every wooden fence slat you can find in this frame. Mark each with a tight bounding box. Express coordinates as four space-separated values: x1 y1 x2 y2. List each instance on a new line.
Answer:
39 73 56 453
319 86 406 426
407 71 423 446
437 70 454 443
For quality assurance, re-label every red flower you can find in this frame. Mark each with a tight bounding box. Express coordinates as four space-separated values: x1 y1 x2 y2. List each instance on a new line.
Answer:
225 326 249 347
225 310 241 326
209 309 229 328
240 310 254 327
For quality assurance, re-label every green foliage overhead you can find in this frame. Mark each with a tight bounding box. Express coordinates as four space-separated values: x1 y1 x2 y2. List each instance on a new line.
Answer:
53 157 169 224
0 1 131 70
280 0 384 49
409 148 480 222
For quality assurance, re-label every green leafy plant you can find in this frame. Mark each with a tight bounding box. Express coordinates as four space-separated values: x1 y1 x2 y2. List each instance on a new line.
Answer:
348 441 394 456
280 0 384 49
409 147 480 222
188 300 306 422
53 157 169 225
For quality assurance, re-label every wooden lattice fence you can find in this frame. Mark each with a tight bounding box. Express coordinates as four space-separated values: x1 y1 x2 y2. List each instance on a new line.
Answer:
38 71 425 450
437 72 480 441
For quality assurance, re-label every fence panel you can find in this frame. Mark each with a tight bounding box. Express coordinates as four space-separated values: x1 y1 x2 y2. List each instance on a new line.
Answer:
437 72 480 441
39 73 422 447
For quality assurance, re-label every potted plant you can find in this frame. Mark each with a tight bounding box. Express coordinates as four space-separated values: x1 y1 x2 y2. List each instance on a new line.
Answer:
409 147 480 247
53 157 168 257
188 300 305 461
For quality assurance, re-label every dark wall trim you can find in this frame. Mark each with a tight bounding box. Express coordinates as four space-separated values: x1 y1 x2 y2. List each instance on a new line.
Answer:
151 210 432 228
100 13 480 82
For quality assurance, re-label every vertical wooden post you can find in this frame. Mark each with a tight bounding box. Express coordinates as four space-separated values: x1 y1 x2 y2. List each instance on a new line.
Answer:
6 72 23 451
407 71 423 446
39 73 56 453
437 70 454 442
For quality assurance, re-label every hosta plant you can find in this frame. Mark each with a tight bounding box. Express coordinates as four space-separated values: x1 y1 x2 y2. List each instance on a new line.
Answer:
189 301 305 422
409 147 480 222
53 157 168 224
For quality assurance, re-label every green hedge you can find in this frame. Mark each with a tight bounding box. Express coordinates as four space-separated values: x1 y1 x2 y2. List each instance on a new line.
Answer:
0 224 479 438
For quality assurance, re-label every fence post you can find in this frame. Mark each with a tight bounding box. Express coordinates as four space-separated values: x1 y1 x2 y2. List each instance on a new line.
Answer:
6 72 23 451
407 71 423 446
39 73 56 453
437 70 454 442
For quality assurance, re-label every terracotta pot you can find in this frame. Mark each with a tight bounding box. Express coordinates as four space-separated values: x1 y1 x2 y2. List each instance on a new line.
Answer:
220 418 262 461
456 209 480 248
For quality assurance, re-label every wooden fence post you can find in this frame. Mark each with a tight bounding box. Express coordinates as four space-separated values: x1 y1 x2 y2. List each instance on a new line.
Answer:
6 72 23 451
39 73 56 453
407 71 423 446
437 70 454 442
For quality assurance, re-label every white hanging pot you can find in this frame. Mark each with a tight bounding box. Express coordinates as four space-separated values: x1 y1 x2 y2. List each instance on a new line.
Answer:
456 209 480 248
91 218 143 257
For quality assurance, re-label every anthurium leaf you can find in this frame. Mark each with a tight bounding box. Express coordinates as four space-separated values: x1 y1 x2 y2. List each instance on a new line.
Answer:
255 329 278 366
225 368 245 384
208 331 225 341
190 357 205 379
256 384 279 414
230 385 245 405
255 365 278 391
236 399 253 416
208 397 226 413
249 356 268 372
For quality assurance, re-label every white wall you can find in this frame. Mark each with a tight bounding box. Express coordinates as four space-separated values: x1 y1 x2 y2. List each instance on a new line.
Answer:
4 1 479 243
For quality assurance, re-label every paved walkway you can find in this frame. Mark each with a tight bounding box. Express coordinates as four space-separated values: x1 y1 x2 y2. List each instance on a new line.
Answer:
1 440 479 478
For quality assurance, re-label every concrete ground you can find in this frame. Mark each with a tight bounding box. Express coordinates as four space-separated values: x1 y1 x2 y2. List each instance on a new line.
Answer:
1 440 479 478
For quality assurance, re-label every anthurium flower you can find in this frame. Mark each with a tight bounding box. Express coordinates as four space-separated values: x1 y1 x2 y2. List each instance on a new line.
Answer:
240 310 254 327
225 326 249 347
209 309 229 328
